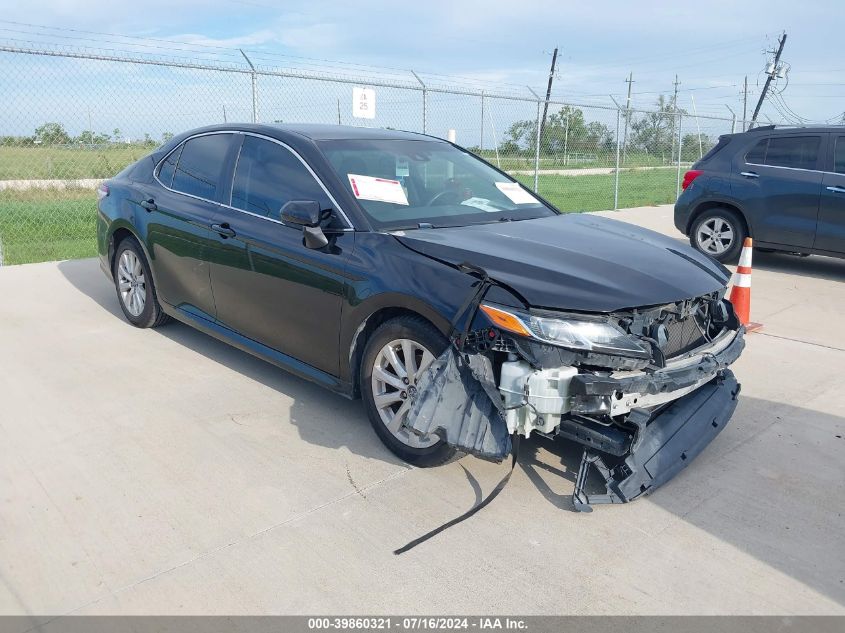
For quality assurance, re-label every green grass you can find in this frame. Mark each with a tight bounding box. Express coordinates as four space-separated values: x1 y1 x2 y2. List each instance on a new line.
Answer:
0 170 679 265
514 168 679 213
0 188 98 265
0 145 152 180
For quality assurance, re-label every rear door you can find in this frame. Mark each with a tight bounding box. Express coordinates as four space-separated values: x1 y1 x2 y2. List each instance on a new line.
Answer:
816 134 845 254
735 133 825 249
207 134 353 376
148 132 237 321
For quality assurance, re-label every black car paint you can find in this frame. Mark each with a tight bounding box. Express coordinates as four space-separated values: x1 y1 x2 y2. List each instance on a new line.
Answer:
98 123 729 400
674 126 845 258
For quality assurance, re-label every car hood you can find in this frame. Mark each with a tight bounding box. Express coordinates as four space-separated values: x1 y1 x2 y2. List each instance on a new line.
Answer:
393 214 731 312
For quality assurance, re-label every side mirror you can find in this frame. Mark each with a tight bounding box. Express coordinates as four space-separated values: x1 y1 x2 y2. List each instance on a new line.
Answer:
280 200 330 249
281 200 322 227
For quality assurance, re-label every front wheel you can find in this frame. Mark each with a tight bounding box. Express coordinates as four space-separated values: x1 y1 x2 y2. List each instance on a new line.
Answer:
360 316 455 467
690 209 746 263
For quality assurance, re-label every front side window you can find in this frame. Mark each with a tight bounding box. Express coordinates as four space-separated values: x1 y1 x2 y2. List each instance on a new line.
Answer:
318 139 557 230
170 133 232 200
231 136 330 218
764 136 820 170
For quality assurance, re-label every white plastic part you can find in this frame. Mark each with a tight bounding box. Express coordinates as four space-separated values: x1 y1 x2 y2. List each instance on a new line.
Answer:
499 360 578 437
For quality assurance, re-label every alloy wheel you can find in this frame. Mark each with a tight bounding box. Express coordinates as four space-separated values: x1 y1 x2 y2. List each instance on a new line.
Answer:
696 217 735 255
371 338 438 448
117 250 146 317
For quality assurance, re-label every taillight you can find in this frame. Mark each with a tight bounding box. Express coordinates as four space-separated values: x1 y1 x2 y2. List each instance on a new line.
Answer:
96 183 109 200
681 170 703 190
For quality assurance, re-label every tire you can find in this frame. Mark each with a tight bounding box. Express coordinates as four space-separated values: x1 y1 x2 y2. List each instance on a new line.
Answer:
690 208 747 264
360 315 455 467
113 236 170 328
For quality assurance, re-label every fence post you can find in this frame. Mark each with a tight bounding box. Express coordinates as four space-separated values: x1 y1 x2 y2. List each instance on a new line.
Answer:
614 108 621 210
676 114 684 198
533 100 542 193
480 90 485 152
411 71 426 134
240 49 258 123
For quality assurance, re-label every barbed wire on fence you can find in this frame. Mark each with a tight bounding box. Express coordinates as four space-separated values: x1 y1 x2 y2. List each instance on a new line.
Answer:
0 41 771 266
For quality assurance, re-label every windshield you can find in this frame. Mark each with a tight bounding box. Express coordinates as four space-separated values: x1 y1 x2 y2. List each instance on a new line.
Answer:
318 139 558 230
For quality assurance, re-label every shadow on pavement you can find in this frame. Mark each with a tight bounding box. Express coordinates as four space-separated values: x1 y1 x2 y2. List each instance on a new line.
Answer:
58 257 845 606
752 250 845 283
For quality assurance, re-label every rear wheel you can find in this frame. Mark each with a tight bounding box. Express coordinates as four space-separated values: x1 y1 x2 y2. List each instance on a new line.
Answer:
690 208 746 263
360 316 455 467
113 237 170 328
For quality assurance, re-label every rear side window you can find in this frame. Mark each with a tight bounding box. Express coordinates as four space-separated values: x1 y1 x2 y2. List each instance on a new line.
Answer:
745 139 768 164
764 136 820 170
171 133 232 200
834 137 845 174
230 135 329 218
157 144 182 187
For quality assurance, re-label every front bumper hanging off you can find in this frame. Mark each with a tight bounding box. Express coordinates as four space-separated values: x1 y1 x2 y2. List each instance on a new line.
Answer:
572 369 740 512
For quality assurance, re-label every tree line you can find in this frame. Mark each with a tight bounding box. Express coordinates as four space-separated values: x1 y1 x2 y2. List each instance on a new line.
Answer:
493 96 714 163
0 122 174 147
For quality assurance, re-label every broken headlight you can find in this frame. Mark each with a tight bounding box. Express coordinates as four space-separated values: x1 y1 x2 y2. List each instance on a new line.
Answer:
480 304 651 358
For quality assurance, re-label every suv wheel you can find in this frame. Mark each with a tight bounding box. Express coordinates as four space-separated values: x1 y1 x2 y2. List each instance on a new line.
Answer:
113 237 170 328
360 315 456 467
690 208 746 263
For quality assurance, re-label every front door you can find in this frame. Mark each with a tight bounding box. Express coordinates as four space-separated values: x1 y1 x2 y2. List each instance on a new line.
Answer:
816 134 845 254
208 134 352 376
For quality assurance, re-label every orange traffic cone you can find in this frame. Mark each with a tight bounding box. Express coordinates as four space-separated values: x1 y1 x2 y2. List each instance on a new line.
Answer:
729 237 763 332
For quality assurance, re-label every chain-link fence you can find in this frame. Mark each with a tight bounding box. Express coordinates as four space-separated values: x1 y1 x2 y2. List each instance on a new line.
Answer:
0 42 748 265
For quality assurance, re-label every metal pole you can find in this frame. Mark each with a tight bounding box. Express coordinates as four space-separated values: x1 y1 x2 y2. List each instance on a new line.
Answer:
676 114 684 197
563 115 570 166
240 49 258 123
480 91 485 152
742 76 748 132
726 105 737 134
411 71 427 134
534 100 542 193
614 108 621 210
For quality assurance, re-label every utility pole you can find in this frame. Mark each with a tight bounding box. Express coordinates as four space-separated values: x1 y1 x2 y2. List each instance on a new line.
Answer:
751 32 787 125
622 72 634 163
337 99 341 125
742 75 748 131
539 47 559 143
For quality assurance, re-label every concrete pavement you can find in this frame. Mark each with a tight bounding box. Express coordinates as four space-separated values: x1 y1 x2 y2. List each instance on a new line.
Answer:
1 205 843 615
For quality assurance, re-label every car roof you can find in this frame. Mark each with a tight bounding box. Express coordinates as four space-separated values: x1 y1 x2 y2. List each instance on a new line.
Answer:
740 125 845 135
172 122 440 143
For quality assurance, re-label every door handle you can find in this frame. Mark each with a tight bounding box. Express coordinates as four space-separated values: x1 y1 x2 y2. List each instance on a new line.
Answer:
740 171 759 179
140 198 157 212
826 185 845 194
211 223 236 238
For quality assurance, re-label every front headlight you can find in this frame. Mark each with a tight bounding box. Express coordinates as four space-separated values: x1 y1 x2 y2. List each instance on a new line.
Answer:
480 304 650 358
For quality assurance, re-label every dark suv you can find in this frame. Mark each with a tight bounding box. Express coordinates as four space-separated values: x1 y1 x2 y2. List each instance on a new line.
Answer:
674 125 845 263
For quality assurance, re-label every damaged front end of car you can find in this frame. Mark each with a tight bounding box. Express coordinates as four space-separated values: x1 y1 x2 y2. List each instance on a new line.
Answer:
406 283 745 512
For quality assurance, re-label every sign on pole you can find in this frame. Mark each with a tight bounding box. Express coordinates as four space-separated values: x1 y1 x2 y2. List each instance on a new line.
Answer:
352 87 376 119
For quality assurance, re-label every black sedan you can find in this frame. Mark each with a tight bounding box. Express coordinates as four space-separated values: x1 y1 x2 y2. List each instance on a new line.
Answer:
97 124 744 509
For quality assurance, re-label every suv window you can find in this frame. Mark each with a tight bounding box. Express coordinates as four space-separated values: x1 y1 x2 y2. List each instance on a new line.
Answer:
231 135 330 218
745 138 768 164
834 137 845 174
762 135 820 170
170 133 232 200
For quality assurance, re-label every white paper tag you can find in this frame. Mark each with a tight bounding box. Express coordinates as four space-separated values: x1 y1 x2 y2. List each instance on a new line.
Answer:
395 158 410 178
461 197 501 212
348 174 408 205
495 182 538 204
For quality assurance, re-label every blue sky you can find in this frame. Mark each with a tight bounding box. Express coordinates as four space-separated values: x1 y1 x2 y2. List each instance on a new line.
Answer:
1 0 842 126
